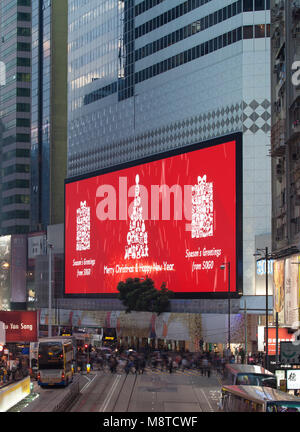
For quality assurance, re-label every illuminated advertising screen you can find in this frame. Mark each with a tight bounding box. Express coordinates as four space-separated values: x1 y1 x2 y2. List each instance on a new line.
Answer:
65 134 242 298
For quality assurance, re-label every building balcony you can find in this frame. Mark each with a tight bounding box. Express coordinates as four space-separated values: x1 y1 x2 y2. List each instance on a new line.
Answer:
272 0 285 23
274 194 286 218
292 0 300 22
271 119 286 157
274 224 286 244
291 216 300 235
291 119 300 136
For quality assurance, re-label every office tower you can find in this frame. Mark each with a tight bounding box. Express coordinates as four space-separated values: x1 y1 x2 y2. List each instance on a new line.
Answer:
0 0 32 235
68 0 271 302
30 0 67 231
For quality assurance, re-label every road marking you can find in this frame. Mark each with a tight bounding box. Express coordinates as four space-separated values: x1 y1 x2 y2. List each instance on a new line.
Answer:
201 389 214 412
80 374 97 393
209 390 221 401
99 374 122 412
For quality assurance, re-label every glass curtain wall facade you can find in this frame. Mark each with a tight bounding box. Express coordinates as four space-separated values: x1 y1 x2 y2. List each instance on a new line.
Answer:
0 0 31 235
30 0 67 231
67 0 271 302
31 0 51 231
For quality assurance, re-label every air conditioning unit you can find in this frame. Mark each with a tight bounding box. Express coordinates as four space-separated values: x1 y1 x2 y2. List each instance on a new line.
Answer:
276 164 283 175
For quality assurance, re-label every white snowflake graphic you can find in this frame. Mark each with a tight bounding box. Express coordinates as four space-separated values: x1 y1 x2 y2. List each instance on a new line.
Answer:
125 174 149 260
76 201 90 251
191 175 213 239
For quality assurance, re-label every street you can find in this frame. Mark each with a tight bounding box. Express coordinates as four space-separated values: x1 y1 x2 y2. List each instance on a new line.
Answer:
21 368 222 413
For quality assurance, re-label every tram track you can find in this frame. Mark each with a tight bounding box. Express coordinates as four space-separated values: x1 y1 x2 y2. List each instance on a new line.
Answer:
110 372 137 412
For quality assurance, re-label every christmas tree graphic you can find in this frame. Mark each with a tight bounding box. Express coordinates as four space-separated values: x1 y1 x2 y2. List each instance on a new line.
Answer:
191 175 213 239
76 201 91 251
124 174 149 259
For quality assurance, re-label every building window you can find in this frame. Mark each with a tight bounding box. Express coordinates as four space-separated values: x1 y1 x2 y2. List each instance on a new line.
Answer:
17 57 31 67
17 73 31 82
254 0 265 10
255 24 265 38
17 88 30 97
243 25 254 39
17 42 31 52
243 0 253 11
17 12 31 21
17 0 31 5
17 27 31 36
17 103 30 112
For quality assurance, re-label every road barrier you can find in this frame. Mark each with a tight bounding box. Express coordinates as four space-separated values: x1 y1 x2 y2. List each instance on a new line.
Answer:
52 376 80 412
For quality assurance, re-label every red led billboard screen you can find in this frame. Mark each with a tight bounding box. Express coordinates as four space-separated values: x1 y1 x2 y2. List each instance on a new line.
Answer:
65 135 242 297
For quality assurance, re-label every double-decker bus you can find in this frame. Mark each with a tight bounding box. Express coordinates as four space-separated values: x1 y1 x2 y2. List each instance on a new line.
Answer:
37 337 74 387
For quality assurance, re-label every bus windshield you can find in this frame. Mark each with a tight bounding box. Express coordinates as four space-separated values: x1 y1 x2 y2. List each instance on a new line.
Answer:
38 342 64 370
236 373 277 388
267 402 300 412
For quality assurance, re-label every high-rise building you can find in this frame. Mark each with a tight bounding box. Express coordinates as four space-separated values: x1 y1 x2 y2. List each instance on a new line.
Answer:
271 0 300 256
27 0 67 314
40 0 273 351
68 0 271 297
270 0 300 330
0 0 32 236
30 0 68 231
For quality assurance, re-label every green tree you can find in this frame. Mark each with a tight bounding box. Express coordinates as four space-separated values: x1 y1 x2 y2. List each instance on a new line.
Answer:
117 278 174 315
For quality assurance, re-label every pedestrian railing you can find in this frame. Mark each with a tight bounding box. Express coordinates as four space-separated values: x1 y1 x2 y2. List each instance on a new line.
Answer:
52 376 80 412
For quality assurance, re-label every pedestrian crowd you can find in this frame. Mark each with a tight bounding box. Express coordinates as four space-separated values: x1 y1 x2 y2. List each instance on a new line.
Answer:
0 356 29 387
75 346 248 376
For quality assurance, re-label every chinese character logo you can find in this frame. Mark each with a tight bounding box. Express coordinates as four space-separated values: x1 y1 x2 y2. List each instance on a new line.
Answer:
191 175 213 239
125 174 149 260
288 372 296 382
76 201 90 251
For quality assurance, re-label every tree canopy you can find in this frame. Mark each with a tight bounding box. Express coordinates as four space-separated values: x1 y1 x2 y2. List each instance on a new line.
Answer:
117 277 174 315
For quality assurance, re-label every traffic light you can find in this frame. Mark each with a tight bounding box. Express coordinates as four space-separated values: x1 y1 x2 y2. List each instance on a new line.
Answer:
84 344 88 352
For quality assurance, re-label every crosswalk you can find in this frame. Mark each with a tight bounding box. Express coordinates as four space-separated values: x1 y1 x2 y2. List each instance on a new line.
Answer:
139 366 216 377
86 365 220 378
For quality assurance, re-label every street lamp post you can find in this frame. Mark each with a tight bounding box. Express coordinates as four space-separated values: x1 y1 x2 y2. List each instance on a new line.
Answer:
265 246 269 370
48 242 53 338
221 262 231 356
255 247 270 370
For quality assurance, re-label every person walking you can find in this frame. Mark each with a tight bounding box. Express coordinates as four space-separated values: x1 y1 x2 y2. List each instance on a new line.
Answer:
241 348 245 364
124 359 130 375
207 361 212 378
109 356 117 374
182 357 188 371
140 356 146 374
202 357 209 376
134 356 140 374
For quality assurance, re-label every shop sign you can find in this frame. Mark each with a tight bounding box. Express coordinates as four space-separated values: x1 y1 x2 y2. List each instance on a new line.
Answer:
287 370 300 390
0 311 38 342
